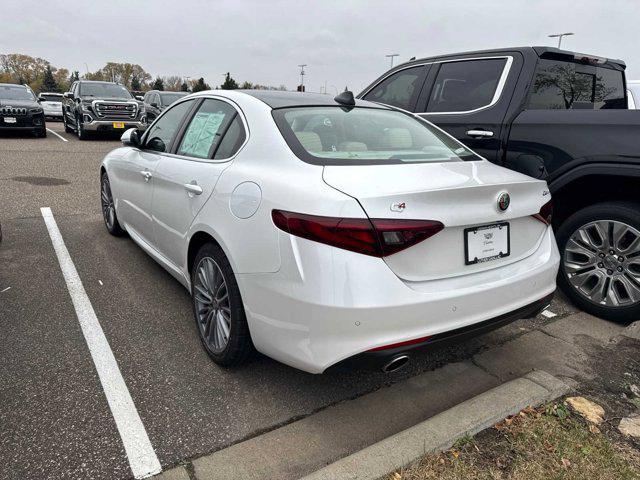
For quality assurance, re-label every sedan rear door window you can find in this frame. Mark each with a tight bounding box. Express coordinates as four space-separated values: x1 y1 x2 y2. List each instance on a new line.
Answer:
176 99 238 159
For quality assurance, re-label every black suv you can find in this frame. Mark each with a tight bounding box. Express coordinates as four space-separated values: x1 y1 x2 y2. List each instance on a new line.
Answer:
0 83 46 138
361 46 640 321
142 90 188 122
62 80 145 140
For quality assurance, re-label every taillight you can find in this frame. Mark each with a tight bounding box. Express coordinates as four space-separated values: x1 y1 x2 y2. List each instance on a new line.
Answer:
533 199 553 225
272 210 444 257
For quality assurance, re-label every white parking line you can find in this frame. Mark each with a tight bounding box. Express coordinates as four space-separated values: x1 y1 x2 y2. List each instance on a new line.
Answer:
46 128 68 142
40 207 161 479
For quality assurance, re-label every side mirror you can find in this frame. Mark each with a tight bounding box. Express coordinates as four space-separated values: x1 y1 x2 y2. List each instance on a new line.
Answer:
121 128 141 147
63 92 73 99
150 102 158 108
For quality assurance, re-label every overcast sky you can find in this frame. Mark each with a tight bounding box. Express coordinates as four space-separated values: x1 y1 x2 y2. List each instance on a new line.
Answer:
2 0 639 92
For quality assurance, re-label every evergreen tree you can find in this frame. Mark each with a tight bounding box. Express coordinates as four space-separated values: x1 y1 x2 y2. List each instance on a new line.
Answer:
131 74 141 91
152 77 164 91
220 72 238 90
191 77 211 92
42 65 59 92
240 81 253 89
180 82 189 92
69 71 80 83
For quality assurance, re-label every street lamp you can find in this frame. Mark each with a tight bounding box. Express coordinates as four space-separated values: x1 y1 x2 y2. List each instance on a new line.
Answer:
386 53 399 68
548 32 574 48
298 64 307 91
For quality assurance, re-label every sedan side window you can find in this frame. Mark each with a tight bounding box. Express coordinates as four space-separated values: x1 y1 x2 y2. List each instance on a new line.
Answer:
362 66 426 111
176 99 238 159
144 99 195 153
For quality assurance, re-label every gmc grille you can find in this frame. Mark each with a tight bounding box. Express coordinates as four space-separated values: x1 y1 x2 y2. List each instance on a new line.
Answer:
1 107 27 116
94 102 137 119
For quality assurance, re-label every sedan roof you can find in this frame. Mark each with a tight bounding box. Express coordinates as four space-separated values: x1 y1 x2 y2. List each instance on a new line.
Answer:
239 90 389 109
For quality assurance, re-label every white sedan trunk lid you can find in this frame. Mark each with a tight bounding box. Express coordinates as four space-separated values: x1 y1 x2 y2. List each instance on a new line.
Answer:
323 161 550 281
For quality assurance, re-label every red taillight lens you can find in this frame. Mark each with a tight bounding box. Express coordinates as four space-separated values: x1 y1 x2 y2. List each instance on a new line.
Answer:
272 210 444 257
533 199 553 225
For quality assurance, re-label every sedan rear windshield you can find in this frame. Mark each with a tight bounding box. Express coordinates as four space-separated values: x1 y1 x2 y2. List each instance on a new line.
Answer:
80 83 132 99
273 106 482 165
0 85 35 101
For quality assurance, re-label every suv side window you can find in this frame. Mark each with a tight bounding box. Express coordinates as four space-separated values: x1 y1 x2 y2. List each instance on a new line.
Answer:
362 66 426 110
176 98 239 159
144 99 195 153
426 58 508 113
528 60 626 110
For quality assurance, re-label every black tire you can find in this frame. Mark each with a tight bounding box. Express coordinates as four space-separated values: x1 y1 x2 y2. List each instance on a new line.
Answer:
63 114 72 133
100 173 126 236
76 116 88 140
557 201 640 323
191 243 253 366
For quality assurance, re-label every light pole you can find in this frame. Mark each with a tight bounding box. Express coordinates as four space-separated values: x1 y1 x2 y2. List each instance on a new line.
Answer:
548 32 574 48
386 54 399 68
298 64 307 90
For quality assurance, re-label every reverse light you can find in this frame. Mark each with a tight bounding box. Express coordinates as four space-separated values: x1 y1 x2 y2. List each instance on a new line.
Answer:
533 199 553 225
272 210 444 257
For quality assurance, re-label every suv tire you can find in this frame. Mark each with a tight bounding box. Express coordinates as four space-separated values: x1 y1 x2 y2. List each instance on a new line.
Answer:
76 116 88 140
557 201 640 323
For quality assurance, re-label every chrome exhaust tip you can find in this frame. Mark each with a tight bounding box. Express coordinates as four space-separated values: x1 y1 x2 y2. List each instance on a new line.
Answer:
381 355 410 373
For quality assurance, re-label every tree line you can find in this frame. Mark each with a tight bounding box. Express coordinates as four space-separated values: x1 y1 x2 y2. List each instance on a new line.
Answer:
0 53 286 93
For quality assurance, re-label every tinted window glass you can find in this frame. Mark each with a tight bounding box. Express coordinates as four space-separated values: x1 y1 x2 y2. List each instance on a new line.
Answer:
528 60 626 110
214 116 246 159
79 82 132 99
362 66 425 110
177 99 236 159
144 100 195 153
40 94 62 102
160 92 187 105
426 59 507 113
0 85 35 101
274 106 481 165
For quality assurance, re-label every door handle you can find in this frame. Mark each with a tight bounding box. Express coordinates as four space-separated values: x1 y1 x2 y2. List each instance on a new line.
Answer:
466 129 494 138
140 170 153 181
184 182 203 196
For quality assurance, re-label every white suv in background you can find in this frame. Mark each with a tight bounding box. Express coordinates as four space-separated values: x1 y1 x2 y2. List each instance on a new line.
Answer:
39 92 63 120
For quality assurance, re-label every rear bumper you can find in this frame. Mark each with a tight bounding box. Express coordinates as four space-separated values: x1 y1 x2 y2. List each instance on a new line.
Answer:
237 226 560 374
325 292 553 373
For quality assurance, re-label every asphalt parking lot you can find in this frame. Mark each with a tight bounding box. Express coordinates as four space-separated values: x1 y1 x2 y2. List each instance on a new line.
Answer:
0 123 578 480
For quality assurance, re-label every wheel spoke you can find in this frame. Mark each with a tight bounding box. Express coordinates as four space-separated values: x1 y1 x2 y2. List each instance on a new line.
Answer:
194 255 232 353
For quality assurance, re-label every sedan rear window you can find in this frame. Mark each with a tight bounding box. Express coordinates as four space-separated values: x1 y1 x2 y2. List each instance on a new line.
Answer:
273 106 481 165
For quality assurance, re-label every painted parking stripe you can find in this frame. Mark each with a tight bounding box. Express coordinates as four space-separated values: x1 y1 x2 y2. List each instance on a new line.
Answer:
40 207 161 479
46 128 68 142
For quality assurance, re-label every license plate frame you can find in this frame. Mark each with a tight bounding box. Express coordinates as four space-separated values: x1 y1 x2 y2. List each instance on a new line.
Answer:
112 122 125 129
464 222 510 265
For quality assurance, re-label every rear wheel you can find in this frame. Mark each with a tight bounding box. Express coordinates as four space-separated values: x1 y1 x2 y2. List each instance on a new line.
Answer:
191 243 252 366
557 202 640 323
100 173 125 236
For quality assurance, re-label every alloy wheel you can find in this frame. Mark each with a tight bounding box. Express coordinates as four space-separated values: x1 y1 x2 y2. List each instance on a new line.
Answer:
194 257 231 353
563 220 640 307
101 176 116 230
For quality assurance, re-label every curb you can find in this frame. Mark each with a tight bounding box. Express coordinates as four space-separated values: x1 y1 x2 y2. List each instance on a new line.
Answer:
300 370 571 480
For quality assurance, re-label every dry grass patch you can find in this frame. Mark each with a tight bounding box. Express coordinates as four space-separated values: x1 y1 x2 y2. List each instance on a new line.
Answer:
388 403 640 480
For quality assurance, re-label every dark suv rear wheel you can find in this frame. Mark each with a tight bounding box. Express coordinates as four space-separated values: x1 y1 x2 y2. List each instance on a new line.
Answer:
557 201 640 323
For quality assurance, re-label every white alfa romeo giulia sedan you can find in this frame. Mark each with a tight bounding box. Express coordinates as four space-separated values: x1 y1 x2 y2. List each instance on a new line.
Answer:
100 90 559 374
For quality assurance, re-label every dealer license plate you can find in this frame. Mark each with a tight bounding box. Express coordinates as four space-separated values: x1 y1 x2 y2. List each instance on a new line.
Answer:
464 222 510 265
112 122 125 129
3 117 16 124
